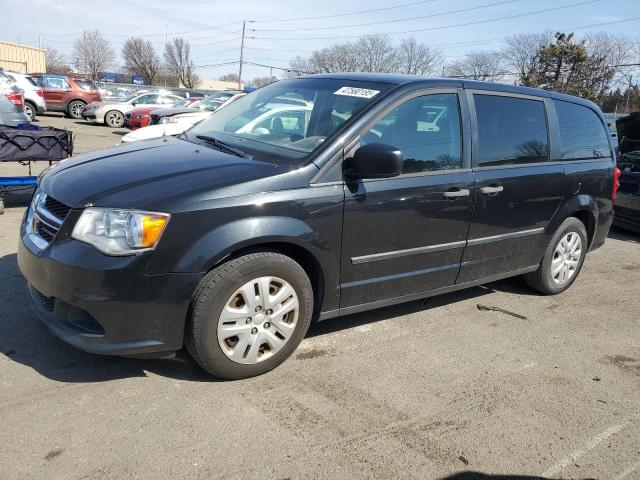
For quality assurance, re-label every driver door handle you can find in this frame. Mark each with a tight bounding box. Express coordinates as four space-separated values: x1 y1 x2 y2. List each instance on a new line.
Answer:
480 185 504 195
443 188 471 198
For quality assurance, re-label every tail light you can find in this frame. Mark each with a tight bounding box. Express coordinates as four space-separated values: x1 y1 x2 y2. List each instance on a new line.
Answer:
36 88 44 98
612 166 621 201
5 91 24 109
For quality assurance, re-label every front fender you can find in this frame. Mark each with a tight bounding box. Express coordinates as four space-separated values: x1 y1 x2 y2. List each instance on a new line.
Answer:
173 215 328 272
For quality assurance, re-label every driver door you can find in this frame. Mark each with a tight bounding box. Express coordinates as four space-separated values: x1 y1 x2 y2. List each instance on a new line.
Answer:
340 90 474 309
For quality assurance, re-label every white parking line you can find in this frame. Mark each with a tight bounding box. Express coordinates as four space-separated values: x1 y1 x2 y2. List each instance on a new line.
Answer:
614 460 640 480
541 422 629 478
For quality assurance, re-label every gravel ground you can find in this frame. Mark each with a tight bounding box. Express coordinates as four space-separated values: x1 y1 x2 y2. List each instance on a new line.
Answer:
0 115 639 480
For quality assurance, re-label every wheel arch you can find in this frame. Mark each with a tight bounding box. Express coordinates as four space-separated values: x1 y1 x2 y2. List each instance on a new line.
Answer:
211 241 325 317
548 195 598 247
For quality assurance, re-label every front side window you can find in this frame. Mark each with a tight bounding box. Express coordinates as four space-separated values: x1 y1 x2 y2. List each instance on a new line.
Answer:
554 100 610 160
187 78 392 165
474 94 549 167
361 93 463 173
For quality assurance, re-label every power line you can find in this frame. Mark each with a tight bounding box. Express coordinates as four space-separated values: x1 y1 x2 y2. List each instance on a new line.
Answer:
251 0 600 40
249 0 438 23
251 0 520 32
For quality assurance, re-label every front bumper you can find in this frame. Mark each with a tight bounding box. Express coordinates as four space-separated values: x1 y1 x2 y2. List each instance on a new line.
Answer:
18 216 202 356
81 110 103 123
614 193 640 233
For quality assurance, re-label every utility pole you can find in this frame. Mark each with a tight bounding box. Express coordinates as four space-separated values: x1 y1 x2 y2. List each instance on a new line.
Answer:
238 21 246 90
38 34 42 49
164 25 168 88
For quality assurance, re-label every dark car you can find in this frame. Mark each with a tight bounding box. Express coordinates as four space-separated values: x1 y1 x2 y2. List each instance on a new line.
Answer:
29 74 101 119
18 74 617 380
613 113 640 232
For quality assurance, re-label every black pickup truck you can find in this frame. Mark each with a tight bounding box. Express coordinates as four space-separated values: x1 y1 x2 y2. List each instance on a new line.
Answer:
614 113 640 232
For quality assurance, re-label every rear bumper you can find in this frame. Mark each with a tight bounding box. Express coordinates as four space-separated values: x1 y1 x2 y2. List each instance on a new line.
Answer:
18 224 202 356
614 193 640 232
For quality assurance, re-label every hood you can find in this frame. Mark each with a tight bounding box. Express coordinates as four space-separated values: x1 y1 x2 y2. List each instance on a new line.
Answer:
151 107 197 117
616 113 640 155
39 137 286 211
121 123 192 143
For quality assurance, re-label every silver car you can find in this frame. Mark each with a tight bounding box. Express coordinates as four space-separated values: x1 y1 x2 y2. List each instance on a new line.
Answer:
82 92 182 128
0 95 30 127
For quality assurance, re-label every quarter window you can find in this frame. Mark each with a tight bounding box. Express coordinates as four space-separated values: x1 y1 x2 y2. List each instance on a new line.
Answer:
362 93 463 173
474 94 549 167
136 94 159 105
554 100 610 160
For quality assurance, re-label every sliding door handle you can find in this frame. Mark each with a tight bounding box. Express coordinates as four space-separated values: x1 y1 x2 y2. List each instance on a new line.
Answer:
443 188 471 198
480 185 504 195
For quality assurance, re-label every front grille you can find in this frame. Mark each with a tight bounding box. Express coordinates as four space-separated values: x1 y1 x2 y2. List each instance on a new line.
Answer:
35 218 57 242
43 195 71 221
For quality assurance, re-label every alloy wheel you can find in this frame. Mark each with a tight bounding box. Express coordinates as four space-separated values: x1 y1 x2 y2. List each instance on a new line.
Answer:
551 232 582 285
70 102 84 118
217 276 299 365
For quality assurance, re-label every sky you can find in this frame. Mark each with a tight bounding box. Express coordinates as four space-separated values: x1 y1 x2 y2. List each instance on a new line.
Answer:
3 0 640 83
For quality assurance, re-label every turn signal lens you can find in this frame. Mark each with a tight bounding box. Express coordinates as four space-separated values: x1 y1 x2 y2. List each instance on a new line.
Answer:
141 215 168 247
613 166 621 201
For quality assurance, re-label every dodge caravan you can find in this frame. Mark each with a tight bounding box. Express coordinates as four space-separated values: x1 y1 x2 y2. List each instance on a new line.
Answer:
18 74 618 379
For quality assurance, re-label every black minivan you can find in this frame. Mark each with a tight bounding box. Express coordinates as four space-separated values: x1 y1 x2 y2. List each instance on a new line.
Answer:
18 74 618 379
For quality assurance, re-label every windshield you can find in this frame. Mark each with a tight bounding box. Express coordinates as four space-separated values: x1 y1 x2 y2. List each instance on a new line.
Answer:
187 78 392 165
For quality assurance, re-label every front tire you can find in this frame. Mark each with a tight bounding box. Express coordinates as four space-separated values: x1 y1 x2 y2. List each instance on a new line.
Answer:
187 252 313 380
524 217 588 295
105 110 124 128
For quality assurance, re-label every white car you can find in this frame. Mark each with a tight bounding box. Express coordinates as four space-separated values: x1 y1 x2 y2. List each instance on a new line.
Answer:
120 110 213 143
3 71 46 121
82 92 182 128
120 94 247 143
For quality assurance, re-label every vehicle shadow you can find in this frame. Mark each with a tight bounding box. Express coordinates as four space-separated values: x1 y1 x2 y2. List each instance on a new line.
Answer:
1 250 523 384
608 226 640 243
437 473 562 480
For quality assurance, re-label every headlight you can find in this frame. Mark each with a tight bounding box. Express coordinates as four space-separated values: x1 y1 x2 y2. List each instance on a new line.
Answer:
72 208 170 256
159 116 179 124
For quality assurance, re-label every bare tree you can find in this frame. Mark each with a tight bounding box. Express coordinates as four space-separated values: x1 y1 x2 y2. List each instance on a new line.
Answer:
445 52 503 81
397 37 443 75
250 76 277 88
583 32 634 96
287 35 442 76
164 37 199 88
354 35 400 73
122 37 160 85
45 46 71 74
503 32 554 86
72 31 115 79
219 73 240 83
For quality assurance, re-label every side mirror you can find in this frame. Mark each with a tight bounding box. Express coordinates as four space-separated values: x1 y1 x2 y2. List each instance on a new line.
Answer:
131 100 137 106
344 143 403 180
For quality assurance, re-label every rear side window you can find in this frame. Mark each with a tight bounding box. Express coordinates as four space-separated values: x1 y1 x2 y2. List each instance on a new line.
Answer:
363 93 463 173
74 80 97 91
554 100 610 160
474 94 549 167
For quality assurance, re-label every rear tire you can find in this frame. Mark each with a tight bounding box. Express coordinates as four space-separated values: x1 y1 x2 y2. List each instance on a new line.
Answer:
67 100 85 119
24 101 36 121
187 252 313 380
524 217 588 295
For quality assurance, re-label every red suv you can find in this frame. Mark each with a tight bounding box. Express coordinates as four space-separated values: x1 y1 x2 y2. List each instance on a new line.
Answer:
30 74 101 119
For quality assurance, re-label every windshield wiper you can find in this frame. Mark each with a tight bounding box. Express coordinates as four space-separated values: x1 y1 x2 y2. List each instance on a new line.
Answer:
195 134 252 159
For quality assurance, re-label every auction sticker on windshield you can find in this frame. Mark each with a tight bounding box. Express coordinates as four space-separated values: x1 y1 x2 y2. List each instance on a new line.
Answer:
334 86 380 99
